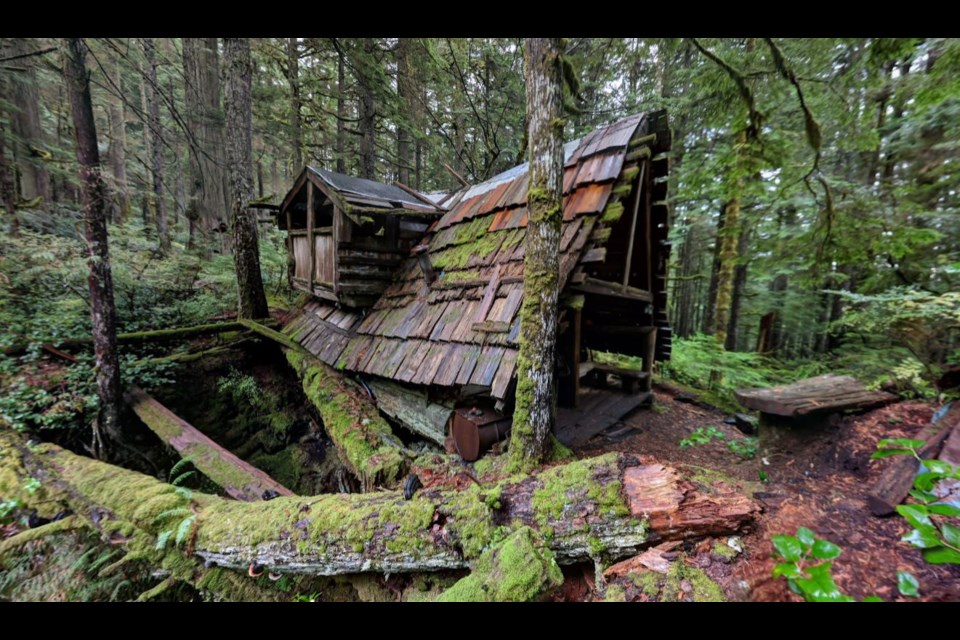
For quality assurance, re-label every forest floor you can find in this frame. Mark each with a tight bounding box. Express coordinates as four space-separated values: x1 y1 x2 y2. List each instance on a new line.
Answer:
568 384 960 602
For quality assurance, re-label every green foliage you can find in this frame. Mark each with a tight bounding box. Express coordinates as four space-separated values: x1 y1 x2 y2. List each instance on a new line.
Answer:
873 439 960 565
661 335 794 412
678 424 756 460
897 571 920 597
771 527 858 602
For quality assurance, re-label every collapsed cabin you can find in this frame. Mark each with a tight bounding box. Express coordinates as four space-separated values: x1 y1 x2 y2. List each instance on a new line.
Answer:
280 110 672 453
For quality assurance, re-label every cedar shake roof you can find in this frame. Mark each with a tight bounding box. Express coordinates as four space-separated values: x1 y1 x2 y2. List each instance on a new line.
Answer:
282 111 669 400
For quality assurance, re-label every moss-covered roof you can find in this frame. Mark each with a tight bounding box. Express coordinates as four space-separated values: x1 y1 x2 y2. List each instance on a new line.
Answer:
283 111 670 400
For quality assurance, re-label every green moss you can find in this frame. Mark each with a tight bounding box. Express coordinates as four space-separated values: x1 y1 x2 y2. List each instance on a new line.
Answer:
601 200 625 224
432 231 505 271
602 584 627 602
437 527 562 602
529 454 631 531
637 561 726 602
711 540 739 560
248 445 307 491
286 349 406 488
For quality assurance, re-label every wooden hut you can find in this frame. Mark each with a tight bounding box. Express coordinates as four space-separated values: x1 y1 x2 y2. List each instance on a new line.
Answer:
278 167 445 308
280 110 672 446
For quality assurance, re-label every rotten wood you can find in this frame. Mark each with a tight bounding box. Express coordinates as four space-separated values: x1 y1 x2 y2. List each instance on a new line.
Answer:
126 387 294 501
366 377 452 446
867 403 960 516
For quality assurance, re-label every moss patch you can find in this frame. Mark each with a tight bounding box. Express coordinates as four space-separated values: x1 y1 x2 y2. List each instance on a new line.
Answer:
437 526 562 602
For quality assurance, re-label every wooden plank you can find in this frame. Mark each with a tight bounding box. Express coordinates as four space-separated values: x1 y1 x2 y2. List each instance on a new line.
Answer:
380 339 414 379
338 335 373 370
622 162 645 291
569 277 653 302
491 349 519 399
433 344 467 387
469 346 505 387
580 247 607 263
306 181 315 289
128 387 294 501
473 265 502 323
432 299 468 342
455 346 482 386
411 343 446 385
735 374 897 417
396 340 432 383
555 389 651 446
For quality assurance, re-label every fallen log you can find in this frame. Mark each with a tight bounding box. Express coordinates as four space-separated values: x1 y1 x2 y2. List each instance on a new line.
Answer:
736 374 896 417
366 378 452 446
3 320 277 357
285 349 408 490
126 386 294 501
866 403 960 516
0 431 758 577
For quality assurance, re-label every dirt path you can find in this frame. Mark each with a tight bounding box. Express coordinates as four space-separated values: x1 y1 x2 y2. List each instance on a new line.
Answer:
571 385 960 602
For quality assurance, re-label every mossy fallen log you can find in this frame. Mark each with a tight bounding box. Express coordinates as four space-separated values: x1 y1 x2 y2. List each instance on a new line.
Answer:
3 319 278 357
437 526 562 602
0 429 759 578
126 386 294 501
285 349 407 490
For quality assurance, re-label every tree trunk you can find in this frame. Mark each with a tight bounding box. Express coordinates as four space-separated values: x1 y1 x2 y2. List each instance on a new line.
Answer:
222 38 269 320
142 38 170 252
106 54 130 223
336 45 346 174
182 37 229 249
5 38 52 203
713 129 746 347
61 38 122 457
509 38 564 471
701 204 723 335
286 37 303 175
395 38 414 185
0 427 759 578
358 38 377 180
725 220 751 350
0 70 19 236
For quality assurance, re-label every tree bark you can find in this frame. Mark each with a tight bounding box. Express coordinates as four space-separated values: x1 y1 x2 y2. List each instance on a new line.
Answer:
713 129 746 347
357 38 377 180
61 38 123 457
182 37 229 249
336 45 346 174
286 37 303 175
509 38 564 470
5 38 51 203
0 117 18 237
395 38 414 185
0 427 759 577
725 220 751 350
142 38 170 252
222 38 269 320
106 53 130 223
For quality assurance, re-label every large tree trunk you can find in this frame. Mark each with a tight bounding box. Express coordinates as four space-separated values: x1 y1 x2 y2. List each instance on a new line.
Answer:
142 38 170 253
509 38 564 470
61 38 122 457
106 53 130 223
713 129 746 347
5 38 52 203
222 38 269 320
395 38 414 185
0 70 19 237
0 427 759 578
725 220 752 350
336 44 346 174
182 37 229 249
357 38 377 180
286 37 303 175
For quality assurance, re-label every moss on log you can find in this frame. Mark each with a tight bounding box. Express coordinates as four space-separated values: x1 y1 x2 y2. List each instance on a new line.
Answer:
0 429 759 578
437 526 562 601
285 349 407 490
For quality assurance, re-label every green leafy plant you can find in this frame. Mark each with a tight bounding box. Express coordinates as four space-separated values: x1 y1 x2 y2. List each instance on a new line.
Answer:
154 460 198 551
873 438 960 565
771 527 864 602
726 437 758 460
0 499 20 525
679 425 726 448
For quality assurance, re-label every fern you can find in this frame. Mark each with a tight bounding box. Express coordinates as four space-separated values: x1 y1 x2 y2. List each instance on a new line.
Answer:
155 530 173 550
175 516 197 546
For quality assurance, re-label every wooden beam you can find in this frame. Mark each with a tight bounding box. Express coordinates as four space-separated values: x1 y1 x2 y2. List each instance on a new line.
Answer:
442 161 469 187
622 162 645 292
645 158 653 293
569 277 653 302
306 180 315 290
392 180 445 209
127 387 294 501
